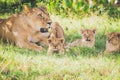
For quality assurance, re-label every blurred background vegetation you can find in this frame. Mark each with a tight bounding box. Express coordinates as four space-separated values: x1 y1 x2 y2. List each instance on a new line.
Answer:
0 0 120 18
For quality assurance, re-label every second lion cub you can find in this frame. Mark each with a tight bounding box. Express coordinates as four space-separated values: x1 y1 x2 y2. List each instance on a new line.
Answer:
47 22 65 55
66 29 96 48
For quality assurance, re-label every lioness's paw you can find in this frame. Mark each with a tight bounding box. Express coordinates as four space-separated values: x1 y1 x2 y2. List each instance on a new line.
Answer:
35 46 42 52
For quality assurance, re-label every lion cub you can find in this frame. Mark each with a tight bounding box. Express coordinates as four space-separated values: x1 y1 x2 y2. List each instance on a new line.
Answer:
66 29 96 48
47 22 65 55
47 34 65 55
105 32 120 54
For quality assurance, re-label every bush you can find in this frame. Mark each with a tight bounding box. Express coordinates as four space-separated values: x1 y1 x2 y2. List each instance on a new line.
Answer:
0 0 119 18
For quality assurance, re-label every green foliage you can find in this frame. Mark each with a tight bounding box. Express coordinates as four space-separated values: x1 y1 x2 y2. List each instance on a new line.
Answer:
0 0 119 18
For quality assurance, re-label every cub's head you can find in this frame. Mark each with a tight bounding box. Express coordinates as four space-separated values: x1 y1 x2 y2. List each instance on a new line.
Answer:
105 32 120 54
23 5 52 31
80 29 96 42
47 35 65 54
107 32 120 45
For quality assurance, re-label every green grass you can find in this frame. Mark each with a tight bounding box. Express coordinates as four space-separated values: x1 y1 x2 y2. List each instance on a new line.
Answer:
0 14 120 80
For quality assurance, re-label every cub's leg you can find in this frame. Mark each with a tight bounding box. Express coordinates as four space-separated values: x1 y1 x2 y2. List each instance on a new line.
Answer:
65 39 80 49
47 49 54 55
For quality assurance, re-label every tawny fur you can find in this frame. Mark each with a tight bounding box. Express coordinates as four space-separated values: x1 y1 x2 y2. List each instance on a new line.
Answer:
0 5 51 52
105 32 120 54
47 22 65 54
66 29 96 48
50 22 65 39
47 35 65 55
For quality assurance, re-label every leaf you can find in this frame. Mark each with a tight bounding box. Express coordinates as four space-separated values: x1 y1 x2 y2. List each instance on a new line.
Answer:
63 0 73 8
83 4 89 12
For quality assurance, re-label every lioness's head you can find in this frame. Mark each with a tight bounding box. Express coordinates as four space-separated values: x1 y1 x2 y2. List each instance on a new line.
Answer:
81 29 96 42
47 34 65 55
23 5 52 31
107 32 120 45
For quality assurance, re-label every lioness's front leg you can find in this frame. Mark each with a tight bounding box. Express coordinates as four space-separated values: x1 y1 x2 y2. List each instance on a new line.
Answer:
16 40 42 52
31 31 50 46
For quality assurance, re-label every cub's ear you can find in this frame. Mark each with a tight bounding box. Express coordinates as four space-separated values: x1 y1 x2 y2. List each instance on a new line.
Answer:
48 38 52 43
93 29 96 34
106 32 110 36
50 33 56 39
80 29 84 34
23 5 31 14
59 38 65 44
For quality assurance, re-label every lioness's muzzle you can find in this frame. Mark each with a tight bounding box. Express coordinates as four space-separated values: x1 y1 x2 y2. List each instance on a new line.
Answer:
40 28 48 33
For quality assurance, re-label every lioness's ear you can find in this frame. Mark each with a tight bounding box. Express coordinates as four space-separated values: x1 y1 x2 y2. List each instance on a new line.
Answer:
59 38 65 44
24 5 31 14
48 39 52 43
93 29 96 34
40 5 47 11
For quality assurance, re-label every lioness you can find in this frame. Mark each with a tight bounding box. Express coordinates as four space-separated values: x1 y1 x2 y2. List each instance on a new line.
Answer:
65 29 96 48
47 22 65 55
47 34 65 55
105 32 120 54
0 5 52 52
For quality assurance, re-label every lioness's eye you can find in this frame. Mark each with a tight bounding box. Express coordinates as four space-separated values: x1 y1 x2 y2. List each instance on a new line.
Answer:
38 14 42 17
38 14 43 19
